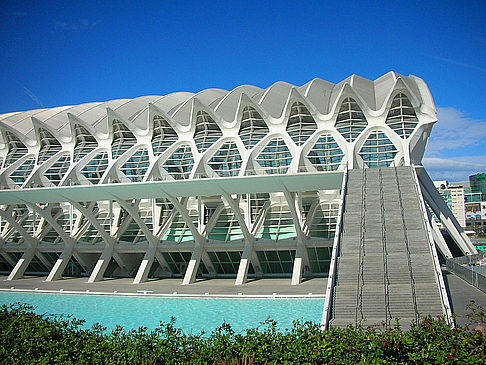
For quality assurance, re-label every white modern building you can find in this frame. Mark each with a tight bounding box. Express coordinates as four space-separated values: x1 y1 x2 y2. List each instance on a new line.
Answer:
0 71 475 302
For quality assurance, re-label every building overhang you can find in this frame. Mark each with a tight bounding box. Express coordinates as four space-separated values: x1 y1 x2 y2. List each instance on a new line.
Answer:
0 171 344 204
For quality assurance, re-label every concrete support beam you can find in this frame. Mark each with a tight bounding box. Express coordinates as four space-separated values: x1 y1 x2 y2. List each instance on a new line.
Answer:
283 190 310 285
219 191 262 285
0 206 40 281
416 167 477 255
46 245 74 281
88 243 115 283
7 247 36 280
166 194 216 284
426 208 453 259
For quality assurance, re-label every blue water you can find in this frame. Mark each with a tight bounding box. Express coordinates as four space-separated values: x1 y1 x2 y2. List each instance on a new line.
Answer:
0 292 324 334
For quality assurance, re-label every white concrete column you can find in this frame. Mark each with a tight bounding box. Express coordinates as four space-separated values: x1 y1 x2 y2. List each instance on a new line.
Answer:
88 242 115 283
6 247 36 281
182 246 202 285
45 244 75 281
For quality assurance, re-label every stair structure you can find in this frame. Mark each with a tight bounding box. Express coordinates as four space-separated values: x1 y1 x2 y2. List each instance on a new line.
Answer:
329 166 446 329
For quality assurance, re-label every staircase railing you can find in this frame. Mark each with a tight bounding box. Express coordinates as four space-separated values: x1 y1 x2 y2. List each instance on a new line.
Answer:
410 165 454 325
356 168 366 325
379 168 391 324
321 168 348 330
394 166 418 323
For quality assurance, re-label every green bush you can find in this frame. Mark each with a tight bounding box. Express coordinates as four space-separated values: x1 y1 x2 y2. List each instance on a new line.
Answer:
0 303 485 364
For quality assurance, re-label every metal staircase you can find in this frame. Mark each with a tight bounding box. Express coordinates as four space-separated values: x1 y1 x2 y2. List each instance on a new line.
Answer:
329 166 446 329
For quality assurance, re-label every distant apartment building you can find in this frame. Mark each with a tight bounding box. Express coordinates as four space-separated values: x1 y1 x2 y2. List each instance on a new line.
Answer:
434 173 486 235
434 181 466 228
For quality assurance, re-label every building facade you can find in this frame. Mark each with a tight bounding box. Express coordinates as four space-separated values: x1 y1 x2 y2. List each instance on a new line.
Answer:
0 72 475 287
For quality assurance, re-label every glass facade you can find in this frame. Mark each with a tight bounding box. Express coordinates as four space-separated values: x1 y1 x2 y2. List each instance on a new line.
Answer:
256 138 292 174
286 102 317 146
73 124 97 163
161 144 194 180
359 131 398 167
193 111 222 153
239 106 268 150
37 128 62 165
3 131 28 169
385 93 418 138
306 134 344 171
335 98 368 142
152 115 178 156
44 153 71 186
120 148 150 182
208 141 242 177
112 119 137 159
80 151 109 184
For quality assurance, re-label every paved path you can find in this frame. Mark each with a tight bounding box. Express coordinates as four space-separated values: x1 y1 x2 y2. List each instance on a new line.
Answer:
0 276 327 297
442 269 486 327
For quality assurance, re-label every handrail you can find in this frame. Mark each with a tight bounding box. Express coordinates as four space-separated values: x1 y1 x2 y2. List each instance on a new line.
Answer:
321 168 348 330
356 168 366 325
379 168 391 324
394 166 418 323
411 165 454 325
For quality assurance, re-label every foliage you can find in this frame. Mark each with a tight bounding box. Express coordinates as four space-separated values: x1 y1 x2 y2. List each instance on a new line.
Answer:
0 302 485 364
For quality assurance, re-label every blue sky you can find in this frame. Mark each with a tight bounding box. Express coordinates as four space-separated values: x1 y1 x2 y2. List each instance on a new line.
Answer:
0 1 485 181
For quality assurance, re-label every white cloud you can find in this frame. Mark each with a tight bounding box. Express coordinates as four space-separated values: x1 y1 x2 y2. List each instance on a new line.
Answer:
426 107 486 156
422 156 486 182
53 19 101 31
425 54 486 73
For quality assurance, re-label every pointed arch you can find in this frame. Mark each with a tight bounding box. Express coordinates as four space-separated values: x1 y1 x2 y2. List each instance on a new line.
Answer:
386 93 419 138
3 131 28 168
152 115 178 156
111 119 136 159
208 141 242 177
286 102 317 146
334 97 368 142
193 111 222 153
73 124 98 163
238 106 268 149
359 130 398 167
37 128 62 164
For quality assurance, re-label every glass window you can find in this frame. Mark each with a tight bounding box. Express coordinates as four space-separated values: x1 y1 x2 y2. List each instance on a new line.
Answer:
161 144 194 180
9 156 35 185
80 151 109 184
37 128 62 164
3 131 28 168
112 119 136 159
358 131 398 167
120 148 150 182
152 115 178 156
286 102 317 146
256 138 292 174
73 125 97 163
334 98 368 142
193 111 222 153
239 106 268 149
208 141 242 177
306 134 344 171
385 93 419 138
45 153 71 186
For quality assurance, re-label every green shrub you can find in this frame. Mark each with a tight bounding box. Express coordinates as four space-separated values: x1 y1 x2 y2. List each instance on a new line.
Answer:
0 303 485 364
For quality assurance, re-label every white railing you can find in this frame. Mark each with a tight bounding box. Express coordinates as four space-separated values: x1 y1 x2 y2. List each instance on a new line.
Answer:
321 168 348 330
